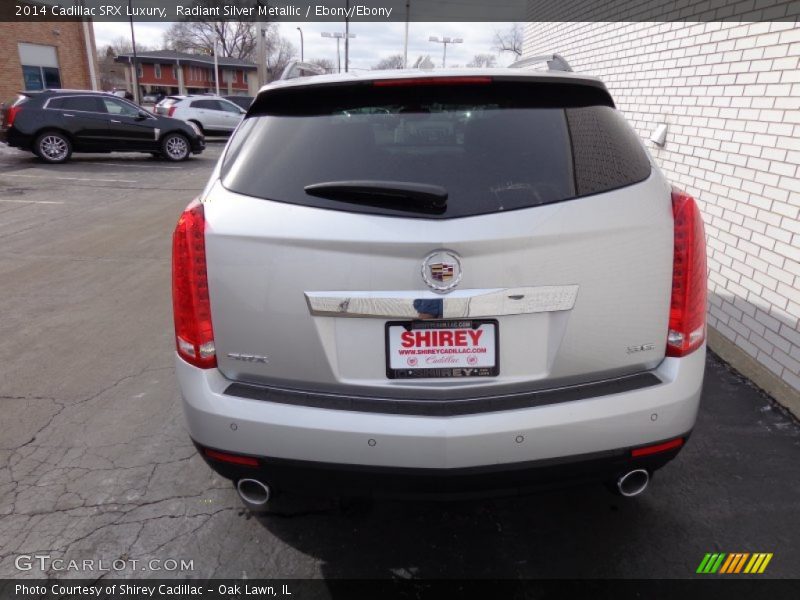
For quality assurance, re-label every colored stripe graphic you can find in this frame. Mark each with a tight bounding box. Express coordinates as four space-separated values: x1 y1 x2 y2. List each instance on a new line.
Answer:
719 554 736 574
699 553 726 573
758 553 773 573
696 554 713 573
701 552 774 574
734 553 749 573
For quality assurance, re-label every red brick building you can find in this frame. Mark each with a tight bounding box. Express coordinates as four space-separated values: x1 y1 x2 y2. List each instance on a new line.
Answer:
114 51 257 99
0 20 98 102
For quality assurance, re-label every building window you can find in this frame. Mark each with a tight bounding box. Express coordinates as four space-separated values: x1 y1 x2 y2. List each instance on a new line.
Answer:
136 63 143 78
154 63 162 79
18 43 61 90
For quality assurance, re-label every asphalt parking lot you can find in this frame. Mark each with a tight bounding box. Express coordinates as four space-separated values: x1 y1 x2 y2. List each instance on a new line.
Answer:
0 143 799 581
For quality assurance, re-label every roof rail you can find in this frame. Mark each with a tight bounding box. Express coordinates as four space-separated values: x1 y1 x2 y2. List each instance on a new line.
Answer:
509 54 572 72
279 61 327 81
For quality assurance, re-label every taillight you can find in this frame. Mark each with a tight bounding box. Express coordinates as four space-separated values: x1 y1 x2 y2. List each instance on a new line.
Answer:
172 200 216 368
167 106 176 117
4 105 21 127
667 189 707 357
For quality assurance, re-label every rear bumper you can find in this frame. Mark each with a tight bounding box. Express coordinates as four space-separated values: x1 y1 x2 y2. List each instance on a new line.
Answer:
0 127 27 148
195 437 688 498
177 345 705 477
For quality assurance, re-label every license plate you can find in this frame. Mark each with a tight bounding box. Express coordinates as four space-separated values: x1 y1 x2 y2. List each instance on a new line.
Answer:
385 319 499 379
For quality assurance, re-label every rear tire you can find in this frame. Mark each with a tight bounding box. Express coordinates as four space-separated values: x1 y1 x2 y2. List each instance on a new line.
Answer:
161 132 190 162
34 131 72 164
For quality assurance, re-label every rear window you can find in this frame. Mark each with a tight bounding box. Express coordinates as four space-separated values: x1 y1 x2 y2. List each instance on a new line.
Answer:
191 99 220 110
221 80 651 219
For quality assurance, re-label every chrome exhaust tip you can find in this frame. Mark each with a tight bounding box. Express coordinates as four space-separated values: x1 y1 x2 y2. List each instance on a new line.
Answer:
236 478 271 511
616 469 649 497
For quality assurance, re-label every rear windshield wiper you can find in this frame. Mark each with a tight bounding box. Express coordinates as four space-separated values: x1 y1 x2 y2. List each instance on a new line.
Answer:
304 180 448 214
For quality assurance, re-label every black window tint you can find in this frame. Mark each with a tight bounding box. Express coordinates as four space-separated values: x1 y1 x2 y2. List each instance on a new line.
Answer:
59 96 102 112
222 81 649 219
566 106 651 197
191 99 219 109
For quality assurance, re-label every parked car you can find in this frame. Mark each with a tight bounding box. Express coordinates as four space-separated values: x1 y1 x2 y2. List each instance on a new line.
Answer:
223 95 254 110
142 92 164 104
0 90 205 163
154 95 245 135
173 64 707 510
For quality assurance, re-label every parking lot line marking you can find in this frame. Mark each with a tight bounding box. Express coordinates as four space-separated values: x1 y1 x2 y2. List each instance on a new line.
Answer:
93 162 183 169
0 199 64 204
4 173 137 184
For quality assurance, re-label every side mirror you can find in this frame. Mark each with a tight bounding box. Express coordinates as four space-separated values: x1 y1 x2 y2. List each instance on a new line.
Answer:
136 110 149 120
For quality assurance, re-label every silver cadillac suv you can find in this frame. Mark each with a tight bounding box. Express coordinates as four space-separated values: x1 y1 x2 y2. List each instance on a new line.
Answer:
172 62 707 510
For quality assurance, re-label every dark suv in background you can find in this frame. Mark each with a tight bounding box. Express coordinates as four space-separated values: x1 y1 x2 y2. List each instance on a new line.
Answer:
0 89 205 163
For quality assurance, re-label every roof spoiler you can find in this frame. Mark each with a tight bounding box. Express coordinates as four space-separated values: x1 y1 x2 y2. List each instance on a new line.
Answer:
509 54 573 72
279 61 327 81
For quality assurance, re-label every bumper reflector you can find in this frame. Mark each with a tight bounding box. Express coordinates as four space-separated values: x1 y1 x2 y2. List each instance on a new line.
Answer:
204 448 259 467
631 437 684 458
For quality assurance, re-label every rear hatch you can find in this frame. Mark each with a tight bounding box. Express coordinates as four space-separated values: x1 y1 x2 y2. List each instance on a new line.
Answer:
204 75 673 398
154 96 181 116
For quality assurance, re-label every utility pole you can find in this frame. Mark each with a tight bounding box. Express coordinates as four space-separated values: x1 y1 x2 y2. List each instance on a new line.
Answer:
128 0 139 103
429 35 463 69
213 40 220 96
344 0 350 72
255 1 266 87
256 24 266 86
322 32 356 73
403 0 410 68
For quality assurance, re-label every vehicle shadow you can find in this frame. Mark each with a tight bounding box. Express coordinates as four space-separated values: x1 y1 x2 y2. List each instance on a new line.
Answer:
254 473 693 583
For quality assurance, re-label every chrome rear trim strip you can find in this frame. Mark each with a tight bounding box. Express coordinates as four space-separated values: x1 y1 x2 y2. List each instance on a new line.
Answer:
305 286 579 319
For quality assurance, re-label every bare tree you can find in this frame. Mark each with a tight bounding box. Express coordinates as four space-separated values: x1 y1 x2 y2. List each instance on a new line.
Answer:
494 23 523 59
373 54 405 70
164 21 257 60
263 27 297 82
412 55 435 69
309 58 336 74
96 38 155 91
467 54 497 68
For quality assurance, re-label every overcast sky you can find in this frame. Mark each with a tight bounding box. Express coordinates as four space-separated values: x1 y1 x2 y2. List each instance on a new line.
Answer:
93 21 520 69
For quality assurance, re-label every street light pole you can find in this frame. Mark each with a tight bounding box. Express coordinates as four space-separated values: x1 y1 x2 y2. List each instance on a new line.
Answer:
428 35 463 69
296 27 304 62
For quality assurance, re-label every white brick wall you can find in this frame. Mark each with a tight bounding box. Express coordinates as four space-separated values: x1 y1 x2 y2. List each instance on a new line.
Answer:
524 21 800 393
